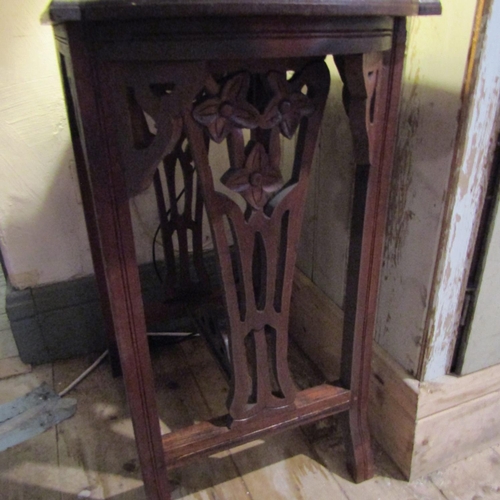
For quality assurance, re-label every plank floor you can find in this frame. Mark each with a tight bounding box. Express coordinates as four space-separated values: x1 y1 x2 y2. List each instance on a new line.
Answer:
1 336 500 499
0 271 31 379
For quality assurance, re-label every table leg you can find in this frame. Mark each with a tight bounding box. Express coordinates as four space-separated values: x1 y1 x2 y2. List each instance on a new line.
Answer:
335 19 407 482
58 25 171 500
56 49 122 377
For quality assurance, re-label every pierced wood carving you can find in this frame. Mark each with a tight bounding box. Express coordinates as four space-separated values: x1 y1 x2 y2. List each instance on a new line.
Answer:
110 57 329 423
55 8 415 494
110 62 209 195
186 59 330 421
153 134 211 301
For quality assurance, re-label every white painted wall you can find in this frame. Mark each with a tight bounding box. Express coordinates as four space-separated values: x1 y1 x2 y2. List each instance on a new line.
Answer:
460 187 500 374
0 0 88 288
0 0 159 289
420 0 500 380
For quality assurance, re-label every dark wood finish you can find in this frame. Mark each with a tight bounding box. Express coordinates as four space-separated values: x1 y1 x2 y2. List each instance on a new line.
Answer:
87 16 395 62
335 18 407 482
45 0 441 23
47 1 439 498
54 24 171 500
153 134 211 302
184 58 330 421
56 48 122 376
162 384 350 470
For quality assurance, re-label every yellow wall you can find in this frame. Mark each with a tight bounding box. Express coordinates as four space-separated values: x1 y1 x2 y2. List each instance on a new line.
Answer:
0 0 161 288
0 0 89 288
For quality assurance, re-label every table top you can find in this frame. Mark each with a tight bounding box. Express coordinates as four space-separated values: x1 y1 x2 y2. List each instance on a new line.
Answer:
45 0 442 23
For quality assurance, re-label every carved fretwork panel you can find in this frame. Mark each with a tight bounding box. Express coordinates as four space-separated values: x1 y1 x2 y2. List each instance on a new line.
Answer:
334 53 384 167
153 134 211 301
110 62 209 195
186 59 330 421
52 5 423 491
109 57 330 422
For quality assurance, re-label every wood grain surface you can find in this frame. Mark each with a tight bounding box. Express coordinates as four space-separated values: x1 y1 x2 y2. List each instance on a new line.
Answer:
46 0 441 24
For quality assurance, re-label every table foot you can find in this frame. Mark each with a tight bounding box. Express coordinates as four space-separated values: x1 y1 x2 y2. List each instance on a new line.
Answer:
341 409 375 483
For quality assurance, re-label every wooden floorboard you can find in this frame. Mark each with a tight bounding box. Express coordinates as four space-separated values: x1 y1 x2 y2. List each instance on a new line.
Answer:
428 445 500 500
179 338 349 500
151 341 251 500
0 356 31 380
0 340 499 499
310 433 445 500
52 354 147 499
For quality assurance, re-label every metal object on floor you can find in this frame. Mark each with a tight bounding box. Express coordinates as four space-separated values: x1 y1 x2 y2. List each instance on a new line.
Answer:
0 383 76 452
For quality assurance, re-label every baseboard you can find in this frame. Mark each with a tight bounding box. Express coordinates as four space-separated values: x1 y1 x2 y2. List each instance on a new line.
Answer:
6 262 199 365
289 268 500 479
412 364 500 479
6 273 105 365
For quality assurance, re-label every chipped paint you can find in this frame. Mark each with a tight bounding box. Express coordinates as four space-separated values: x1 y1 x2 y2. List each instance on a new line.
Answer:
375 0 477 376
421 0 500 380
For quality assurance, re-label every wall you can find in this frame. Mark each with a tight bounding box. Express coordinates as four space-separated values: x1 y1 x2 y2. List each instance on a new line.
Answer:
0 0 160 289
296 0 477 380
0 2 355 301
420 0 500 380
291 269 500 479
0 0 89 288
0 1 482 383
374 0 477 378
296 58 354 309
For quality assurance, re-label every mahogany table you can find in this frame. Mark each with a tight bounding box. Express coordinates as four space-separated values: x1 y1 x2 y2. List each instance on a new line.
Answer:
45 1 441 498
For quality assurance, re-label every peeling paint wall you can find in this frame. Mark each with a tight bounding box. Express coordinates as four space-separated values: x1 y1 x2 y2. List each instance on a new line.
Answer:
374 0 477 377
297 1 478 379
421 0 500 380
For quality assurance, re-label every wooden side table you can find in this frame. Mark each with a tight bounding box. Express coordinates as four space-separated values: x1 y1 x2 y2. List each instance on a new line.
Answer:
45 2 441 498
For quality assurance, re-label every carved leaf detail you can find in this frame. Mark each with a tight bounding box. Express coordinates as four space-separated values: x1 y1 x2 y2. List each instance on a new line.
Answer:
193 98 220 125
222 142 283 210
221 72 250 102
193 72 259 143
208 116 232 144
223 169 250 193
260 105 282 129
231 102 261 129
264 71 316 139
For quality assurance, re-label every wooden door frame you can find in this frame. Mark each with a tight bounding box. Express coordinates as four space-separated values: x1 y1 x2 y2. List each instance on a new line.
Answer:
418 0 500 381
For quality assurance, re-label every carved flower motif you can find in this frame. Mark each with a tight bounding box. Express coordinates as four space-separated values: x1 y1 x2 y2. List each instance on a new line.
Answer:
193 72 260 143
261 72 316 139
221 143 283 210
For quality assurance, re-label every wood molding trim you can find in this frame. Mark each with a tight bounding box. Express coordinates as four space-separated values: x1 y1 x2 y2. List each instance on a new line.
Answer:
290 268 500 479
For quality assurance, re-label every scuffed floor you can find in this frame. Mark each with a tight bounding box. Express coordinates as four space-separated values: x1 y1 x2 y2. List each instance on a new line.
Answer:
1 336 500 499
